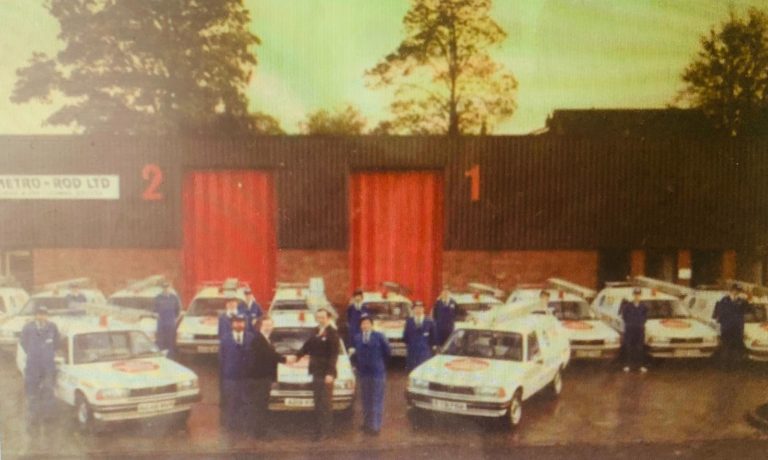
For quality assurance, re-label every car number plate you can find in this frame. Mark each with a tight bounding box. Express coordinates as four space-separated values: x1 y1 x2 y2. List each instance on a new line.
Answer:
197 345 218 353
674 349 699 357
285 398 313 407
432 399 467 411
138 400 175 413
576 350 602 358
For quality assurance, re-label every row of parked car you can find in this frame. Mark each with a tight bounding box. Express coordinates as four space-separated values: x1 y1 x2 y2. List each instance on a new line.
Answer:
1 273 766 431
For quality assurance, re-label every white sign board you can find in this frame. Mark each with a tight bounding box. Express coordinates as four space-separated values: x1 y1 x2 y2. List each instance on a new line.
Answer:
677 268 692 280
0 175 120 200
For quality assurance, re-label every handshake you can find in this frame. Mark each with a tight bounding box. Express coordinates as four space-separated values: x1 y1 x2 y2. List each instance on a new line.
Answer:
285 355 298 364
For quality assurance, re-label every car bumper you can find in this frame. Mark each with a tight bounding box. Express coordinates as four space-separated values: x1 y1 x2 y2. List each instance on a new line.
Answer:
177 340 219 354
90 393 201 422
571 345 620 360
268 390 354 411
746 347 768 361
406 391 509 418
389 341 406 357
647 345 717 358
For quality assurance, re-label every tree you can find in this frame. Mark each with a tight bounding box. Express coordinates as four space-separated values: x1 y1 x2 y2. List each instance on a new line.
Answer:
366 0 517 136
11 0 270 135
677 7 768 136
300 104 367 135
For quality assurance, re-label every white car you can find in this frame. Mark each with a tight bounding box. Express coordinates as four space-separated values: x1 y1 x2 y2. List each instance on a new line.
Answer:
108 275 177 341
268 278 334 318
268 314 355 412
593 282 719 358
176 278 249 354
17 318 200 431
451 283 505 329
686 283 768 361
406 308 570 429
0 276 29 320
0 278 105 351
355 286 412 357
508 282 621 360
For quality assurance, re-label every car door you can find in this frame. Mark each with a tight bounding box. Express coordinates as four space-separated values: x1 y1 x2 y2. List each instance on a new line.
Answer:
54 336 75 404
526 332 548 395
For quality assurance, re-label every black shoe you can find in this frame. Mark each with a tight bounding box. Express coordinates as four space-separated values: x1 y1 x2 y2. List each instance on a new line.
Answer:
364 428 380 436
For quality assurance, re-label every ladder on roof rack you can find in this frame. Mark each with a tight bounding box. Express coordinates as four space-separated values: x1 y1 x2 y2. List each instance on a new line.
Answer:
41 277 92 291
547 278 596 301
467 282 505 298
633 276 693 298
726 279 768 297
123 275 166 292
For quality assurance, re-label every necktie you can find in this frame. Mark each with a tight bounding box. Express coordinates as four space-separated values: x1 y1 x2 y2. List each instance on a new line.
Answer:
416 317 422 327
364 332 369 344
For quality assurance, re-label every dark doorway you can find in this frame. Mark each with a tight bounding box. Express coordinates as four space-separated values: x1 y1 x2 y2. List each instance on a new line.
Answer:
646 249 677 282
3 250 34 291
691 250 722 287
598 249 630 288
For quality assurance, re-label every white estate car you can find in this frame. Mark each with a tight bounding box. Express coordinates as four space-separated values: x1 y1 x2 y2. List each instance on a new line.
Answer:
0 278 106 351
507 279 621 360
176 278 249 354
593 281 719 358
451 283 505 329
357 283 413 357
108 275 177 340
17 318 200 431
268 278 334 318
406 308 570 429
268 314 355 412
0 276 29 320
686 281 768 361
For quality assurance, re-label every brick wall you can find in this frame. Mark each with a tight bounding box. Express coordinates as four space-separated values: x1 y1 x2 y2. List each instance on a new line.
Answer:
32 249 183 298
443 250 599 295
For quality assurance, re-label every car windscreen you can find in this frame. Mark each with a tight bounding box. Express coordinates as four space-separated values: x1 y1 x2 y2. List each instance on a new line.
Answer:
364 302 410 320
644 300 687 319
454 302 495 321
19 297 73 315
548 301 593 320
744 303 768 323
271 301 308 311
73 331 160 364
442 329 523 362
188 298 228 316
109 297 156 312
271 327 316 355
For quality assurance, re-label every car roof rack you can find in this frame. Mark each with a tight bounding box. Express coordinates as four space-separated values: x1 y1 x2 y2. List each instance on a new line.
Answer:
726 279 768 297
380 281 410 295
633 276 693 298
604 281 634 288
41 277 92 291
547 278 596 301
467 282 505 298
123 275 167 292
515 283 546 290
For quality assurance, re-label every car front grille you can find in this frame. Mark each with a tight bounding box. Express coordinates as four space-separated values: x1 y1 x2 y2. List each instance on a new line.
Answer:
428 382 474 395
193 334 218 340
670 338 703 344
277 382 312 391
572 339 604 346
129 383 177 397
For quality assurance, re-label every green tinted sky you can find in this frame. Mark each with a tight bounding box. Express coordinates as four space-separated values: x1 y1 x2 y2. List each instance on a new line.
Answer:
0 0 764 134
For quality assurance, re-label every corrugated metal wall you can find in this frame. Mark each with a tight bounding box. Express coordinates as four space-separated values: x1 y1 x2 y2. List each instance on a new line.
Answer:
0 135 766 252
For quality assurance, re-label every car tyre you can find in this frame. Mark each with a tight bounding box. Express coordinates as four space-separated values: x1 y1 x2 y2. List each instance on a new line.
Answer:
506 390 523 429
549 368 563 398
75 393 97 433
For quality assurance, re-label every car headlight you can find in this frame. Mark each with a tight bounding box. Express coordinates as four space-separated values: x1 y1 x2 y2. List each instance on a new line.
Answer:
476 386 506 398
409 378 428 389
647 336 670 344
703 336 718 345
606 336 620 344
333 379 354 390
178 332 193 341
177 378 198 391
95 388 130 400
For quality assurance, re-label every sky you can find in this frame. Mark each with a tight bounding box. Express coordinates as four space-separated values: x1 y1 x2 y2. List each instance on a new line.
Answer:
0 0 764 135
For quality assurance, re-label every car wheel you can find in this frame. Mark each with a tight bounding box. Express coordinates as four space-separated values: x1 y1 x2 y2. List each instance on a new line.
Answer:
75 393 95 432
507 391 523 429
549 369 563 398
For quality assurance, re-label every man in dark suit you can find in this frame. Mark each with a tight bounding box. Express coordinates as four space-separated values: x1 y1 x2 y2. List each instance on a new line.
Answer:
297 307 340 441
713 283 748 367
250 315 295 438
219 314 255 433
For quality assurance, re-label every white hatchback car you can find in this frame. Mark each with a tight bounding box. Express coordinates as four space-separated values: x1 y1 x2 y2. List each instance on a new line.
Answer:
0 278 105 351
593 282 719 358
268 278 334 318
406 306 570 429
17 318 200 432
354 284 412 357
268 314 355 412
176 278 249 354
450 283 505 329
108 275 178 341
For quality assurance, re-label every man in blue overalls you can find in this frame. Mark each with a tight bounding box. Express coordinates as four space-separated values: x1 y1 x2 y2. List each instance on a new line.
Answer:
403 301 436 371
619 288 648 373
154 281 181 359
20 306 60 435
218 296 240 408
238 288 263 333
346 289 369 347
219 314 255 433
351 314 390 435
713 283 748 368
433 287 457 346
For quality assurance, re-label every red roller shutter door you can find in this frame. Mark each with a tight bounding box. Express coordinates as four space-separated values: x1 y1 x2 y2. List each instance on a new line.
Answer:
182 171 276 305
350 172 444 305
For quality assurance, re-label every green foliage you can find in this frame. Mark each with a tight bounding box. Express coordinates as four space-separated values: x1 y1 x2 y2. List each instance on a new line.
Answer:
11 0 274 135
677 7 768 136
300 105 367 135
366 0 517 135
